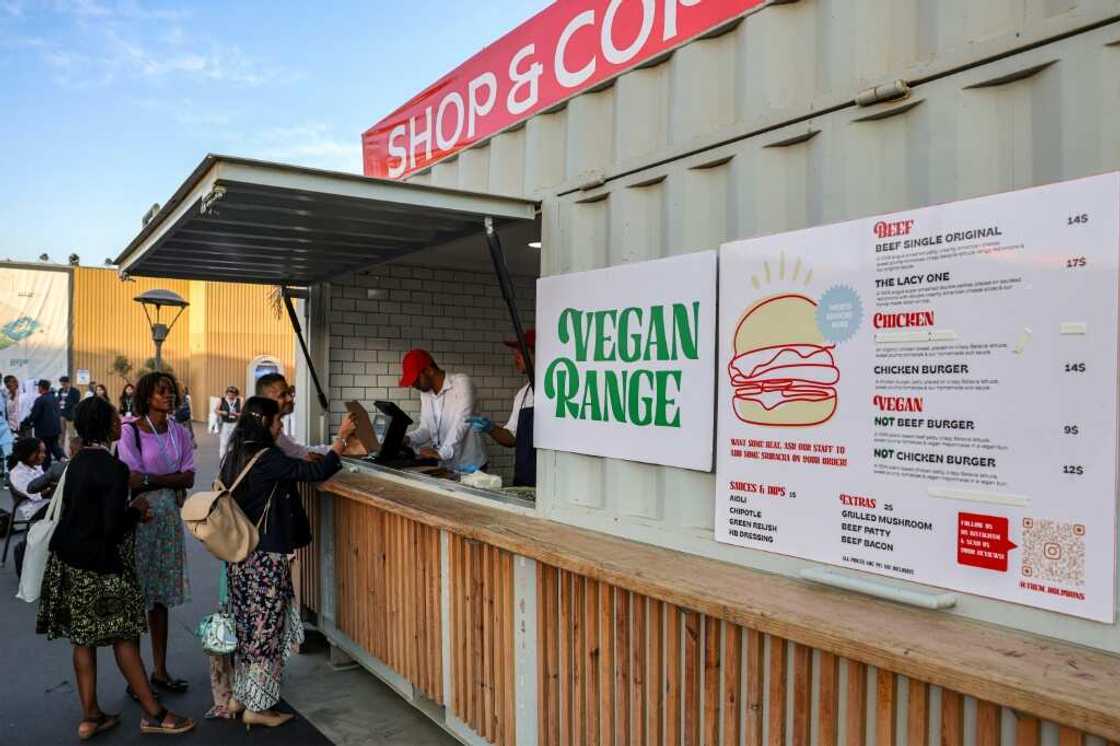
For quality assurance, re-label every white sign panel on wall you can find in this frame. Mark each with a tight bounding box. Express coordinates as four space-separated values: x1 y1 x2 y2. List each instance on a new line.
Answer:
535 251 717 471
714 173 1119 621
0 267 70 393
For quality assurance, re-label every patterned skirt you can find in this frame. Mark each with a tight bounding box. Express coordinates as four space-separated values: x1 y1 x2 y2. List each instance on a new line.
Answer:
228 551 304 712
36 533 148 647
134 488 191 610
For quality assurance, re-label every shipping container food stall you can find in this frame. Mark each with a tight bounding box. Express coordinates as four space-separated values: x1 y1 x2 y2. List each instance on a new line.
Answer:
117 1 1120 744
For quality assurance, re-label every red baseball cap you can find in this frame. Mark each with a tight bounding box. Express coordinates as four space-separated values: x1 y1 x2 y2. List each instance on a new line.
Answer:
398 348 434 387
502 329 535 349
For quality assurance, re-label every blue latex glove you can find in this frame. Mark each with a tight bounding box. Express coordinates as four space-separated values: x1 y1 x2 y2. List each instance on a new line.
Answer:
465 415 494 433
457 464 479 475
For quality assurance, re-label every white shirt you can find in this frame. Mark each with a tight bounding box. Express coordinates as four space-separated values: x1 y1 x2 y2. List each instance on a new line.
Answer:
276 430 332 460
408 373 487 469
4 390 27 432
504 383 535 437
10 462 49 520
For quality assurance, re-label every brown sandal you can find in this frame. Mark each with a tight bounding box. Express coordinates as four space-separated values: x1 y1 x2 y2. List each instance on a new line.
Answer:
79 713 120 741
139 707 195 736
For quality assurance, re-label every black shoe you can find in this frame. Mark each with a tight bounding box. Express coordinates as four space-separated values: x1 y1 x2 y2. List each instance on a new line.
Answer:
149 674 189 694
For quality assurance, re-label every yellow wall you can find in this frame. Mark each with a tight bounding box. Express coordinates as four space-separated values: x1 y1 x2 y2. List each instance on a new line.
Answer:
71 270 193 401
71 268 293 418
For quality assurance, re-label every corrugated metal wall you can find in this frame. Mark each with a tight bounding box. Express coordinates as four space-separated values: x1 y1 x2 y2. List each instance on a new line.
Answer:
409 0 1120 198
398 1 1120 653
71 268 294 416
189 280 295 405
71 269 192 399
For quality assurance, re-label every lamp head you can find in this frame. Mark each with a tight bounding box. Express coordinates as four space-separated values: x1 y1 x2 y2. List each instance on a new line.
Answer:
133 288 189 337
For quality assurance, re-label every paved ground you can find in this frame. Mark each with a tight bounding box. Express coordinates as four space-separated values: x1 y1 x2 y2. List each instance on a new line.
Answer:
0 425 454 745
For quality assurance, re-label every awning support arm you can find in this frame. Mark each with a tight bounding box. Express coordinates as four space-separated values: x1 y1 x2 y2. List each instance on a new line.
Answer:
483 217 534 390
281 287 330 412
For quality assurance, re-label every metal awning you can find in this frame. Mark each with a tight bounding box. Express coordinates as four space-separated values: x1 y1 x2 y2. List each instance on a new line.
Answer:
115 155 539 285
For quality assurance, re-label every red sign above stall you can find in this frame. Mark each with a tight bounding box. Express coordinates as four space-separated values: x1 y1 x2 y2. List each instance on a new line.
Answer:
362 0 764 180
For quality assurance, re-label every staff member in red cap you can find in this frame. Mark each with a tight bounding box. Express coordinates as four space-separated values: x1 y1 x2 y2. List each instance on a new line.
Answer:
399 349 487 472
467 330 536 487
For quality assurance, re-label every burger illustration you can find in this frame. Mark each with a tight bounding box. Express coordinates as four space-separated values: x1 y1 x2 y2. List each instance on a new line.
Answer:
729 294 839 426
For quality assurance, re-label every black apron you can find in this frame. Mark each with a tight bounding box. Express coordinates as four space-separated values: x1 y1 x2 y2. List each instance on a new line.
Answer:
513 404 536 487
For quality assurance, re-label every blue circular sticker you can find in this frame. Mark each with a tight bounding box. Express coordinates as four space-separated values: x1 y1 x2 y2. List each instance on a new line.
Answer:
816 285 863 344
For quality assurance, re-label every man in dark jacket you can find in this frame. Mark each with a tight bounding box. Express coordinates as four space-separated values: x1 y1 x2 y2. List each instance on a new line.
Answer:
22 379 64 468
55 375 80 439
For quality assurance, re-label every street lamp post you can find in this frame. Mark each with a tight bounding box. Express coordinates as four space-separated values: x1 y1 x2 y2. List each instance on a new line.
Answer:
133 289 189 370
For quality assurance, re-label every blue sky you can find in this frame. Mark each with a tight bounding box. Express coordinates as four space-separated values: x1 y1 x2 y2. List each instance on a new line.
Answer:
0 0 551 265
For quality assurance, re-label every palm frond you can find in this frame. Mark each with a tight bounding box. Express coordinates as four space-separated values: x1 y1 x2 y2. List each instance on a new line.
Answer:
267 285 285 319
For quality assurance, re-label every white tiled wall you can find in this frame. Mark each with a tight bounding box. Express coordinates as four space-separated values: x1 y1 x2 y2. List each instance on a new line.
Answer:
327 264 536 483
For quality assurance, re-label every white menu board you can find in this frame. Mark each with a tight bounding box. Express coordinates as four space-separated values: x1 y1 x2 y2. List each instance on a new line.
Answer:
714 173 1119 621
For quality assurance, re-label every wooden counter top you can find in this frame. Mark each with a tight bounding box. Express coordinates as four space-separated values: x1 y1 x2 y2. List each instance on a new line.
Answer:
321 470 1120 740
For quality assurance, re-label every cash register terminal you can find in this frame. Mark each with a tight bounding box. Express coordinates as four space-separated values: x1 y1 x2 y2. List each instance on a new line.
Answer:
366 400 438 468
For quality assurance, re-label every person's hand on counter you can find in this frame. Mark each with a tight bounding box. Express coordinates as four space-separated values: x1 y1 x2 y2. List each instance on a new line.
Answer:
330 413 358 455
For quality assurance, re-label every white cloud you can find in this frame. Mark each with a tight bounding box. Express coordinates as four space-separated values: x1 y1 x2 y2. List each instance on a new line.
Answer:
51 0 188 21
134 96 234 127
0 35 48 49
240 123 362 174
10 1 277 87
101 26 283 85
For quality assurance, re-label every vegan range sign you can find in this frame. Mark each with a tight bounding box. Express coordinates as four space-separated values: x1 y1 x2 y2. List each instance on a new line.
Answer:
535 251 716 470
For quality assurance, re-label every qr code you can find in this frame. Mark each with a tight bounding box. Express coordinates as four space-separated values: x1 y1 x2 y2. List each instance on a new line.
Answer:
1020 518 1086 587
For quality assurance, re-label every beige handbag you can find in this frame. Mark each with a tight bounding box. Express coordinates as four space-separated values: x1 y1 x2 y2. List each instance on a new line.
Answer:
180 450 272 563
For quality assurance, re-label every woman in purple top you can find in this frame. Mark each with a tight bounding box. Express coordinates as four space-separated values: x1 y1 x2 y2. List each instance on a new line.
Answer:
117 372 196 696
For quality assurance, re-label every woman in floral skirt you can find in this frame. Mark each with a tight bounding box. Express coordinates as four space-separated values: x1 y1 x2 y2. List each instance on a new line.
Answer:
36 396 194 738
117 371 195 697
220 396 354 728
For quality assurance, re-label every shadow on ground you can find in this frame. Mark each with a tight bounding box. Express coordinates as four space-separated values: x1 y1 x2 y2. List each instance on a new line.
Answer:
0 425 454 746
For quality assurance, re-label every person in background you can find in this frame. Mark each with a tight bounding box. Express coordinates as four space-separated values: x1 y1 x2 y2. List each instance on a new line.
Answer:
399 349 487 472
56 376 81 439
254 373 351 461
7 436 54 521
36 396 195 738
117 372 195 699
94 383 111 403
4 375 25 435
22 379 64 468
215 386 242 460
467 329 537 487
0 379 13 467
118 383 137 419
174 386 196 449
220 396 355 728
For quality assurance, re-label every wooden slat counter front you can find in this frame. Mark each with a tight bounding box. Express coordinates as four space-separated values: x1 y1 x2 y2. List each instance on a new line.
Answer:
296 468 1120 746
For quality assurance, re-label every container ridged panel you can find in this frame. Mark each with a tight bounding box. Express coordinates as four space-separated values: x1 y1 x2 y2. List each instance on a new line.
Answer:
408 0 1120 197
565 88 616 184
534 22 1120 653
